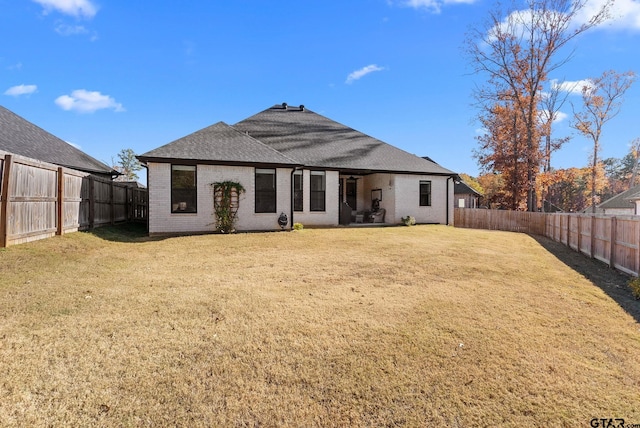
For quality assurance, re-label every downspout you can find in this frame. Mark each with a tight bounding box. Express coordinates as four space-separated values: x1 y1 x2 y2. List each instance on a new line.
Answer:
290 168 295 230
446 175 452 226
290 167 301 230
144 164 149 233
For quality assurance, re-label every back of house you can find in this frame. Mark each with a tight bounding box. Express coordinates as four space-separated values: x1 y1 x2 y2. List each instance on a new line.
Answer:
138 103 457 235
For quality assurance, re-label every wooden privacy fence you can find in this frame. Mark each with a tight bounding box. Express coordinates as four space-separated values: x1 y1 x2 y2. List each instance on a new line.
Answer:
455 208 640 277
0 152 148 247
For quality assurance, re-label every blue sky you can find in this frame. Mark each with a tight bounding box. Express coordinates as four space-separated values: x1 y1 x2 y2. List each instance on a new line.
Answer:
2 0 640 182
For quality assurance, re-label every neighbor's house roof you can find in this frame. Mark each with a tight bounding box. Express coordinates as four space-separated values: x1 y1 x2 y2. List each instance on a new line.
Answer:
454 180 482 196
597 184 640 210
138 121 300 167
0 106 115 176
233 104 455 175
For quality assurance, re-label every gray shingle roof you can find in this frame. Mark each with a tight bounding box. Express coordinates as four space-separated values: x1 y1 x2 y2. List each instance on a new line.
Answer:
233 104 455 175
454 180 483 196
138 121 300 166
598 184 640 209
0 106 114 175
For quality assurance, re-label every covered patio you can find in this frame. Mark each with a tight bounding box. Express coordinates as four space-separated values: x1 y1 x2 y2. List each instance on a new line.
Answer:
338 172 394 226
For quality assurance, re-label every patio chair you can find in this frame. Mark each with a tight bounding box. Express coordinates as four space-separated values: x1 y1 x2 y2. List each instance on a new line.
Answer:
370 208 386 223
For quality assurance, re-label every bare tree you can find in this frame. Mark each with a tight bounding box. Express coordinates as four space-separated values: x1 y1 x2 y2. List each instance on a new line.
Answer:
540 80 572 172
538 80 572 211
571 70 637 212
466 0 612 211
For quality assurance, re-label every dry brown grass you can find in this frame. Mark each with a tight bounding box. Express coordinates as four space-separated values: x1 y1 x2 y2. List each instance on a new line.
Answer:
1 224 639 427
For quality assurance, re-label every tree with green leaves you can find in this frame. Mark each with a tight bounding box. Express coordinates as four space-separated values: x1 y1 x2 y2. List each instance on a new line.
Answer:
113 148 143 181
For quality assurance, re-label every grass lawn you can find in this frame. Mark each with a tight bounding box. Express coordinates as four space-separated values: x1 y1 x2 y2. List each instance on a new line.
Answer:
1 224 639 427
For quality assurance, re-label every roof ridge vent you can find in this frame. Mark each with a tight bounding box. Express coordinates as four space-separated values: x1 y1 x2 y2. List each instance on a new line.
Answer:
282 102 288 110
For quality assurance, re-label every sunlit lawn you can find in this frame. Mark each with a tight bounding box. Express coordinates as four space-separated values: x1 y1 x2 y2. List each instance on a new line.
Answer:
1 224 639 427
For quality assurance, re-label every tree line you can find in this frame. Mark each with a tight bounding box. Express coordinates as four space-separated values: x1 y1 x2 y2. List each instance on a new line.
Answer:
463 138 640 212
466 0 636 212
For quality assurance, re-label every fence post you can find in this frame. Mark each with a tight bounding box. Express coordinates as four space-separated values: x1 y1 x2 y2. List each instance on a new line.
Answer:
110 181 115 225
610 216 617 268
637 217 640 276
0 154 13 248
56 167 64 236
126 186 130 221
577 215 582 253
89 176 95 229
590 215 596 259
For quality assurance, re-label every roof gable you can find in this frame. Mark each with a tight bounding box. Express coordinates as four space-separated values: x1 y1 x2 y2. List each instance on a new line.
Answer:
138 121 299 166
0 106 114 175
233 104 455 175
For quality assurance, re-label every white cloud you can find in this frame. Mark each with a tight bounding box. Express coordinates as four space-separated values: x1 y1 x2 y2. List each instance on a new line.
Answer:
4 84 38 97
475 127 487 135
610 0 640 30
54 23 98 40
489 9 566 42
575 0 640 30
398 0 479 13
553 111 569 123
552 79 594 94
55 23 88 36
33 0 97 19
486 0 640 46
540 109 569 123
55 89 125 113
346 64 385 84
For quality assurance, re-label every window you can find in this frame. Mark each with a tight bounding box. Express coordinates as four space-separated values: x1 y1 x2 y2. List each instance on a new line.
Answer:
255 168 276 213
310 171 326 211
293 170 303 211
419 180 432 207
171 165 197 213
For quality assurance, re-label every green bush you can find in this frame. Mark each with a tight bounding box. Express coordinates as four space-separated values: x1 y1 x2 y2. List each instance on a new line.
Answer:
401 216 416 226
629 277 640 299
293 222 304 231
212 181 245 233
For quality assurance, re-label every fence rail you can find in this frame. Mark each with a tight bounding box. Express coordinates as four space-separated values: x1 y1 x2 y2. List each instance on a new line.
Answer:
455 208 640 277
0 151 147 247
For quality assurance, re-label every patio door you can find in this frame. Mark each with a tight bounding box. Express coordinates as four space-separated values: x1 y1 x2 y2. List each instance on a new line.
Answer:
346 178 357 210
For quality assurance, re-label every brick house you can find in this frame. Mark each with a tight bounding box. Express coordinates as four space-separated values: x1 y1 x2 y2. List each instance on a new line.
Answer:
137 103 457 234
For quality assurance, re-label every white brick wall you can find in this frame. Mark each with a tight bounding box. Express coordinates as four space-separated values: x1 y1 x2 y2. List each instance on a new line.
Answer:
148 163 295 234
292 170 339 227
393 174 453 224
148 163 453 234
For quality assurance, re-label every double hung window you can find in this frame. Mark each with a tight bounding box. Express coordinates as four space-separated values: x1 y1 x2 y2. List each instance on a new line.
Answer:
255 168 276 213
310 171 326 212
419 180 432 207
171 165 197 213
